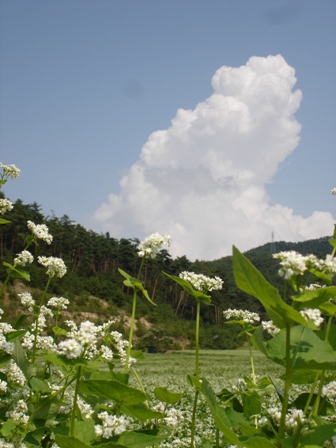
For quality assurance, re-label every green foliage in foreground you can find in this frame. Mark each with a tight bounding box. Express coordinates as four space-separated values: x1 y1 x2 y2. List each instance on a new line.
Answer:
1 163 336 448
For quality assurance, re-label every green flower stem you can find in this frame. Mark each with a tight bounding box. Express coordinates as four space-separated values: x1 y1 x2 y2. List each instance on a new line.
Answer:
124 289 137 374
124 257 145 374
195 301 201 381
190 300 201 448
70 365 82 437
131 365 149 407
304 371 321 415
190 389 199 448
278 324 292 443
247 335 256 385
32 276 52 362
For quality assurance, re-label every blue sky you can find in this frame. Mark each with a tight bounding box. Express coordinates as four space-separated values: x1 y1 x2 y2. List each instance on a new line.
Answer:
1 0 335 260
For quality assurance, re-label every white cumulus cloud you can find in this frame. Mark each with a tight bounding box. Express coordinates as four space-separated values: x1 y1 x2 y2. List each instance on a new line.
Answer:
93 55 335 260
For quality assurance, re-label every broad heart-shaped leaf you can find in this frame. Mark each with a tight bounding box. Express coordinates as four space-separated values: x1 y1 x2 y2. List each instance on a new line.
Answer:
242 390 261 419
154 386 182 404
299 423 336 446
266 325 336 371
3 262 30 281
79 380 147 406
232 246 315 329
163 272 212 305
118 268 156 306
0 218 10 224
319 301 336 316
117 431 165 448
291 286 336 309
43 352 88 368
198 377 241 445
121 403 163 421
308 268 332 286
90 369 129 385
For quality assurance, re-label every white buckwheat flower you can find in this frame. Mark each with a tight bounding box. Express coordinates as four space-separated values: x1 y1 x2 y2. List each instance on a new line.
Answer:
331 188 336 195
179 271 223 293
137 233 170 259
95 412 129 438
262 320 280 337
273 251 316 279
299 308 324 327
0 198 13 215
27 220 53 244
223 308 260 324
58 338 83 359
322 381 336 399
0 162 21 179
14 250 34 266
38 256 67 278
18 292 35 310
47 296 70 310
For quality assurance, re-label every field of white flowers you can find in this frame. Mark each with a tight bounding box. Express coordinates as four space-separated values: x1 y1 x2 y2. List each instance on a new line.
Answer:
1 162 336 448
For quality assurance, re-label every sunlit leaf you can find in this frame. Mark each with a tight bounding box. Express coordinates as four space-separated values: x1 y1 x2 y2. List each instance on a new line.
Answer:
154 386 182 404
232 246 316 329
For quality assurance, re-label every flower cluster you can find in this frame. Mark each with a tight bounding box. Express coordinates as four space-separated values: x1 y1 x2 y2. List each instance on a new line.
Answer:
223 308 260 324
95 412 130 438
110 330 136 366
273 251 316 279
179 271 223 293
58 320 115 360
331 188 336 195
18 292 35 310
299 308 324 327
261 320 280 337
27 220 53 244
47 296 70 310
14 250 34 266
0 198 13 215
38 256 67 278
137 233 170 258
0 162 21 179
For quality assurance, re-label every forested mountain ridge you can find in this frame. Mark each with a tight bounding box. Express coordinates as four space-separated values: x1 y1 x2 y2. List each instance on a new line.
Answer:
0 195 334 350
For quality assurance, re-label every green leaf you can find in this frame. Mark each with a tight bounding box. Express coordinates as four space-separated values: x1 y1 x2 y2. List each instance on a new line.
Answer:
30 377 52 393
53 326 68 336
300 423 336 446
199 377 241 445
12 338 35 380
266 325 336 371
14 313 29 330
163 272 212 305
308 268 332 286
79 380 147 405
239 436 277 448
117 430 165 448
281 369 316 385
154 386 182 404
121 403 163 421
54 435 94 448
292 286 336 309
328 238 336 249
232 246 316 329
43 352 88 368
130 349 144 360
0 353 11 366
6 329 27 341
0 218 10 224
118 268 156 306
3 262 30 281
242 390 261 419
1 419 16 436
319 301 336 316
90 370 129 384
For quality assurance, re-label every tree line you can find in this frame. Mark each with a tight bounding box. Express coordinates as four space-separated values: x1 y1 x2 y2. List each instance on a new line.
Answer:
0 194 333 349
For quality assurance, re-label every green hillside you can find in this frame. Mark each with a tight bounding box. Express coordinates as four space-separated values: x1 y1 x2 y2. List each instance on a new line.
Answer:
0 194 334 350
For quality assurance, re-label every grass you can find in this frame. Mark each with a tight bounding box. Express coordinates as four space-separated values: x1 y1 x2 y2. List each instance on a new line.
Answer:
127 348 283 394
